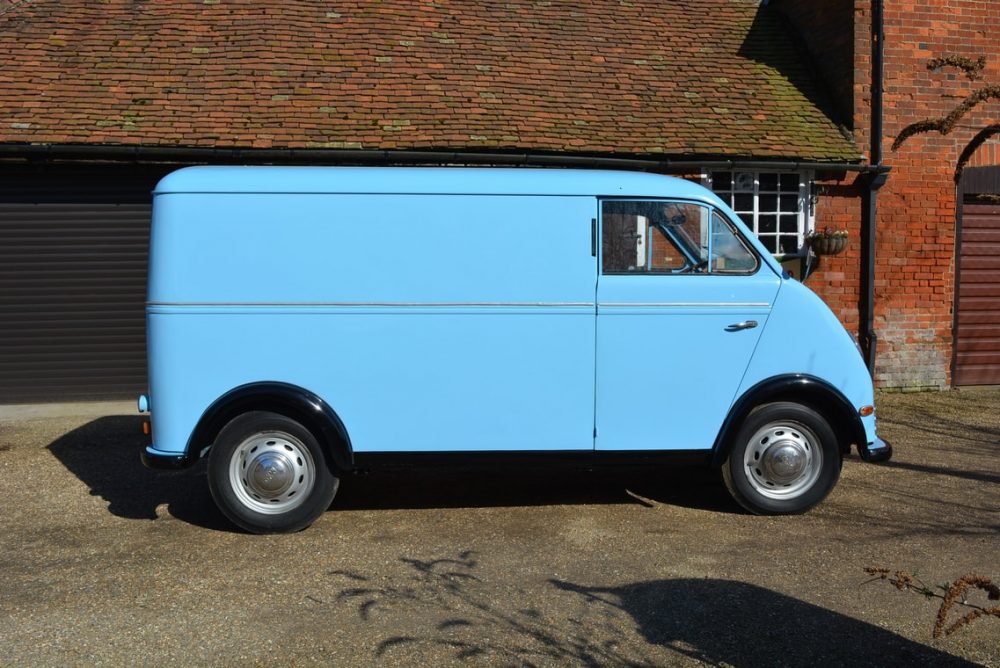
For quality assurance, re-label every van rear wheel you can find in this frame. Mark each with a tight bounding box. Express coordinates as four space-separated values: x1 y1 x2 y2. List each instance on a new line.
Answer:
208 411 339 533
721 402 840 515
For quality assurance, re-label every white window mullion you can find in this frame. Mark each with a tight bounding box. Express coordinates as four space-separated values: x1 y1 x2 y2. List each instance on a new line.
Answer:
753 174 760 238
703 169 813 256
804 170 815 241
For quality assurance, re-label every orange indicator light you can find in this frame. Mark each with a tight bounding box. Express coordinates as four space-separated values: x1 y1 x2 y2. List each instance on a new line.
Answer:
142 420 151 435
859 405 874 417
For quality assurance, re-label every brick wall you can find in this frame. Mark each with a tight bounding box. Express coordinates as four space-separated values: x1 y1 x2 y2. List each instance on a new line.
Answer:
875 0 1000 388
780 0 1000 389
808 174 865 339
965 137 1000 168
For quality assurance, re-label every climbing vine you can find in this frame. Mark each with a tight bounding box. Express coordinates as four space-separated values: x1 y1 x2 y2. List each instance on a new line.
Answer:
892 55 1000 182
954 124 1000 182
892 85 1000 151
926 55 987 80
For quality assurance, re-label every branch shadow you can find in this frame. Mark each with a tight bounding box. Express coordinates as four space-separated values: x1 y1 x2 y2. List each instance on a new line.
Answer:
46 416 231 531
880 459 1000 485
880 413 1000 450
332 550 656 666
331 551 974 666
553 578 976 667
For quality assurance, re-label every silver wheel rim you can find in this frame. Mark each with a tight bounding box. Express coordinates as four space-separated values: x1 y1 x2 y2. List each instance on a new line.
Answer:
228 431 316 514
742 421 822 499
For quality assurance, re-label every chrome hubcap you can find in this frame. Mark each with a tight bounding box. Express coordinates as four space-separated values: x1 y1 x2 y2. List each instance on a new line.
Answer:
763 442 806 483
743 422 822 499
229 432 315 514
247 451 294 495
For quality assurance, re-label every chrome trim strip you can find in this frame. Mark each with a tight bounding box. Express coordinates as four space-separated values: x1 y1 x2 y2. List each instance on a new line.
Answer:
599 302 771 308
147 301 596 308
148 301 771 309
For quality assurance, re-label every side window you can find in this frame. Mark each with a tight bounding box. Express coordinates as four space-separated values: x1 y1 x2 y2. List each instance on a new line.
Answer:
602 200 757 275
711 211 758 274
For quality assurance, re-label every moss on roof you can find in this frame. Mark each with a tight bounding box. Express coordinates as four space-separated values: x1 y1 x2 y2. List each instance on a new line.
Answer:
0 0 860 162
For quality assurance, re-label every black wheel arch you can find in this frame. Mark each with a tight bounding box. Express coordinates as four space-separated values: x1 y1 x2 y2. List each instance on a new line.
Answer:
711 374 867 467
187 381 354 472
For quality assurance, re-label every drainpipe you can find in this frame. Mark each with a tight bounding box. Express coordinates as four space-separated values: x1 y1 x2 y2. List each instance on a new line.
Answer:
859 0 886 374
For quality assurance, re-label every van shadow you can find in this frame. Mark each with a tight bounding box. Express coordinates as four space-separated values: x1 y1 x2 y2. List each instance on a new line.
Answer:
551 578 975 667
335 463 741 514
47 417 741 531
46 416 230 531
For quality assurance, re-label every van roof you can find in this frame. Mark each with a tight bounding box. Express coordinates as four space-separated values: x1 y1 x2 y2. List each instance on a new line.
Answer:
154 166 718 201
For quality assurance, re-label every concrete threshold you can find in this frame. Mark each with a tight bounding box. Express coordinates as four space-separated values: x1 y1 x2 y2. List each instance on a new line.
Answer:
0 400 137 421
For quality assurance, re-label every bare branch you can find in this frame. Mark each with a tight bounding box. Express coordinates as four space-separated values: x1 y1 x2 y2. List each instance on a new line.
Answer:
893 85 1000 151
864 567 1000 638
927 55 987 80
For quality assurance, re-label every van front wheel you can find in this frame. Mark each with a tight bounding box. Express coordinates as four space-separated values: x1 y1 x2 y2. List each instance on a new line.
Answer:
721 402 840 515
208 411 339 533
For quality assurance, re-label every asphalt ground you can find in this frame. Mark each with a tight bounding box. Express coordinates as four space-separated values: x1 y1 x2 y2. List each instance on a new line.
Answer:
0 389 998 666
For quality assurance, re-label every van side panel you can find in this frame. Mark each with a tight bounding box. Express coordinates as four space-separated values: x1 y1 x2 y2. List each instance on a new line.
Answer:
736 279 877 443
148 193 598 454
595 272 779 451
150 193 595 303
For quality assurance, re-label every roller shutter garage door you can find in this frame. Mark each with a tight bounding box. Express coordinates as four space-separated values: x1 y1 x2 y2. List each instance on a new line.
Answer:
954 200 1000 386
0 165 170 403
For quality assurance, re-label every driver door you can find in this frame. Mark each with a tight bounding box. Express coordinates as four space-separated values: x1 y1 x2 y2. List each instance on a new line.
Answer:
595 199 781 451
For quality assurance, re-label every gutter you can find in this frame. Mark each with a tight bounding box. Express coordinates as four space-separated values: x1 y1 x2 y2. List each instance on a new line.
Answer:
859 0 887 374
0 142 888 174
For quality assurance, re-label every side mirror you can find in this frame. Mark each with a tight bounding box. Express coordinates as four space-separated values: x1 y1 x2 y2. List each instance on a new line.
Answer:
801 252 819 281
775 250 818 281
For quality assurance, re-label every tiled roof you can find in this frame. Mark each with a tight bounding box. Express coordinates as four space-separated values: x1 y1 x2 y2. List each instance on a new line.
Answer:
0 0 860 162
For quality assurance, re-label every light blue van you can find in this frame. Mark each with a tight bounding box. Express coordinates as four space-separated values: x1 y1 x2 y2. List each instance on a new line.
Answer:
140 166 891 533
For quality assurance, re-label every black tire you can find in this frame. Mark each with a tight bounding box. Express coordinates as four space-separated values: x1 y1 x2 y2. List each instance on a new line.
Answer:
721 402 841 515
208 411 339 533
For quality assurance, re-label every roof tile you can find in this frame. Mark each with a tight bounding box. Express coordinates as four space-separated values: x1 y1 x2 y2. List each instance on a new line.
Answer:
0 0 858 161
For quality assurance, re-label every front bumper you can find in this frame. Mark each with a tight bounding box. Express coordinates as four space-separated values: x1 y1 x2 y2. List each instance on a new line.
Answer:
141 445 196 470
858 436 892 463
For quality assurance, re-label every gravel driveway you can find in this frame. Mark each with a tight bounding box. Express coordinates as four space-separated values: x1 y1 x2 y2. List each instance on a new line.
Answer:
1 388 998 666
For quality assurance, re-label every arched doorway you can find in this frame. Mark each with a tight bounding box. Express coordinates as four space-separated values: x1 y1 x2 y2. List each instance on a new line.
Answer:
954 166 1000 385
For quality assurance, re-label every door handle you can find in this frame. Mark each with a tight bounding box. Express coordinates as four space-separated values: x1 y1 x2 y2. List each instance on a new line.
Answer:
726 320 758 331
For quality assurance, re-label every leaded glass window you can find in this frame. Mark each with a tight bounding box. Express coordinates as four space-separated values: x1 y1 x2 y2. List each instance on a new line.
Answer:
705 171 813 255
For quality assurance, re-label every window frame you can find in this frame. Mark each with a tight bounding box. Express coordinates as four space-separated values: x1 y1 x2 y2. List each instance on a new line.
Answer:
599 197 761 277
702 170 815 257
